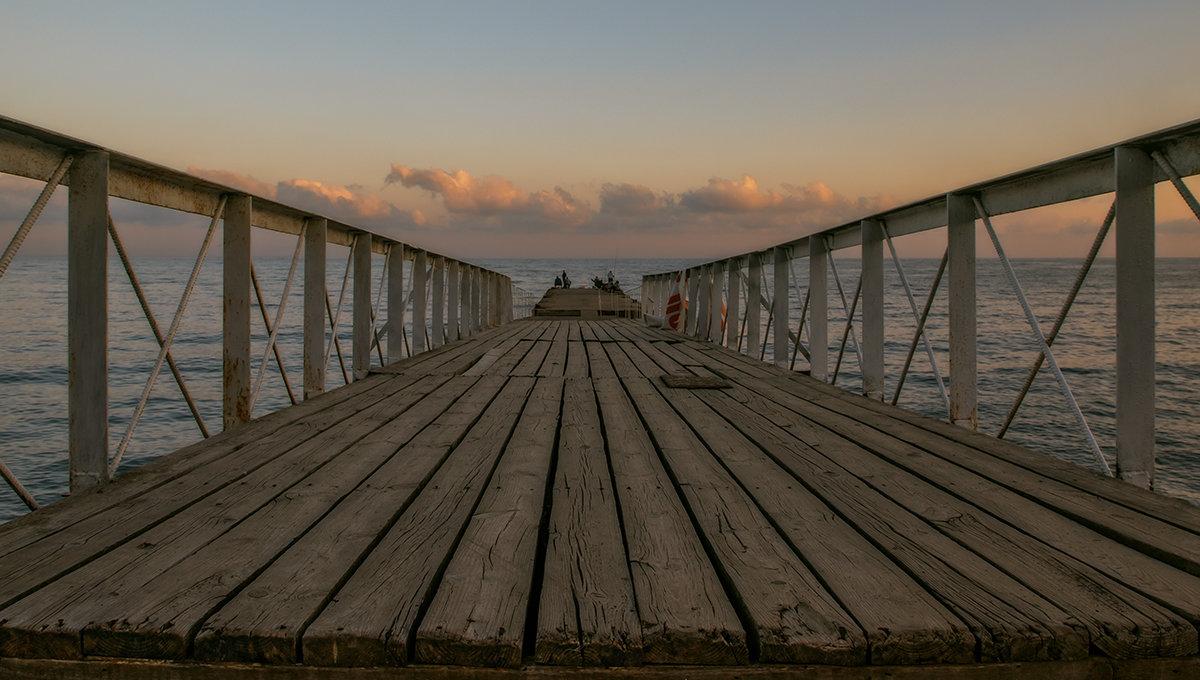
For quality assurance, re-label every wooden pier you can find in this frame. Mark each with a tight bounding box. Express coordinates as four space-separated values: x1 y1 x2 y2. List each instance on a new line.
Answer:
3 314 1200 678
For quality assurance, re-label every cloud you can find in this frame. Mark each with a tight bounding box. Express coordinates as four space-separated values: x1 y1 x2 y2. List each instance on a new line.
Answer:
188 167 277 199
276 179 404 222
189 167 423 229
679 175 890 222
599 183 672 216
385 165 590 228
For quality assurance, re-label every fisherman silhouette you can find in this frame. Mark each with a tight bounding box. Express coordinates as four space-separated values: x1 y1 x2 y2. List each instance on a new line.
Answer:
554 275 562 288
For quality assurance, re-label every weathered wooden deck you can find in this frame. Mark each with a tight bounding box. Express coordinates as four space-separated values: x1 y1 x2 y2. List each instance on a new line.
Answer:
3 318 1200 678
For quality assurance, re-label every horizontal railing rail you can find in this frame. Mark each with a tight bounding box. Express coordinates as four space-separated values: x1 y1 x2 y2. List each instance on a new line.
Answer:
644 118 1200 491
0 115 516 515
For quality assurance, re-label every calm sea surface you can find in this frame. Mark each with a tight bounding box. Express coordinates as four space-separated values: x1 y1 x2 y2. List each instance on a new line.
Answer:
1 256 1197 522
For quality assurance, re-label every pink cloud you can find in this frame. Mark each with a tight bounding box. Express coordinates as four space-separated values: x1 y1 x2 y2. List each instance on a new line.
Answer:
188 167 423 229
385 165 590 228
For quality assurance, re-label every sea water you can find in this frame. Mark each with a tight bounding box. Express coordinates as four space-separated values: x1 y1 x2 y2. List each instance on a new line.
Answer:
1 256 1197 522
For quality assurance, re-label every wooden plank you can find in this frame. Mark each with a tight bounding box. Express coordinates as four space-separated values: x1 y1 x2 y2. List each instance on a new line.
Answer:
667 340 766 379
651 341 701 368
620 376 866 665
552 321 569 342
628 369 1089 662
778 372 1200 560
589 322 615 342
578 323 598 342
632 340 685 375
593 378 747 664
512 340 552 377
0 372 433 611
585 341 617 379
79 374 484 660
302 377 535 667
482 340 538 377
0 371 395 560
538 331 568 378
413 378 564 667
707 382 1195 660
183 375 488 664
788 372 1200 537
0 372 458 660
434 326 532 376
462 337 526 377
607 342 661 379
564 341 588 379
674 383 976 666
567 323 582 343
535 378 641 666
376 319 528 377
757 377 1200 642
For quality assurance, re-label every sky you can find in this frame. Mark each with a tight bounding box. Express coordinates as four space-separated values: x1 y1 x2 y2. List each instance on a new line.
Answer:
2 0 1199 260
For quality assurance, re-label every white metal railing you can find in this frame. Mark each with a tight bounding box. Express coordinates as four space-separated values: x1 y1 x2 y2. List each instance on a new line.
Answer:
0 115 517 514
644 118 1200 490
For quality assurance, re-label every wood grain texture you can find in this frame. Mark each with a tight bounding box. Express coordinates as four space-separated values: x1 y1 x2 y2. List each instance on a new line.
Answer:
747 376 1199 658
689 380 1090 663
0 372 453 660
78 373 473 661
773 374 1200 578
302 377 534 667
538 331 568 378
512 341 552 377
0 371 394 562
190 375 486 663
620 376 866 666
535 378 641 666
564 342 588 378
668 385 976 666
593 377 747 665
413 377 563 667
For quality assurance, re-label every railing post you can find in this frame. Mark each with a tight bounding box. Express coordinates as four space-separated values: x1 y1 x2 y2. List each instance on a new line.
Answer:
471 266 482 333
412 250 427 353
462 265 474 337
386 243 405 363
662 274 670 318
447 259 460 341
747 254 761 357
223 194 252 430
809 237 828 381
479 268 487 329
503 276 513 324
685 268 701 335
861 218 885 400
696 265 711 339
304 218 327 395
947 193 978 430
773 246 789 368
710 260 724 342
482 271 492 326
431 256 445 348
1115 146 1156 488
68 150 109 491
352 233 371 380
726 259 741 348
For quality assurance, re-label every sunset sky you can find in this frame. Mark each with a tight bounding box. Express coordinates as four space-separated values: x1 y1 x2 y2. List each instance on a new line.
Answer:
2 0 1199 259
